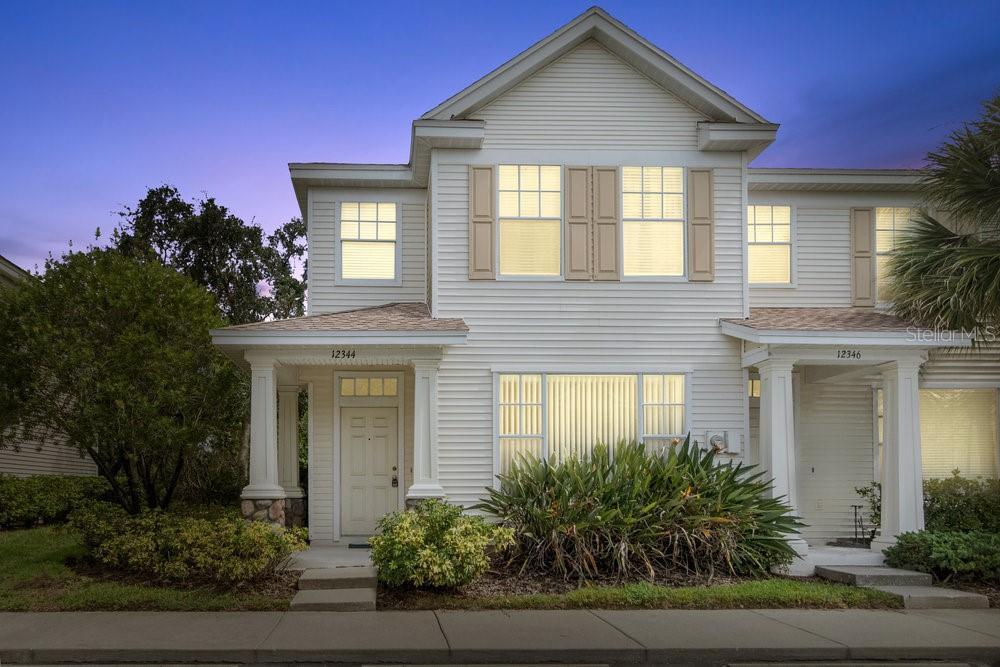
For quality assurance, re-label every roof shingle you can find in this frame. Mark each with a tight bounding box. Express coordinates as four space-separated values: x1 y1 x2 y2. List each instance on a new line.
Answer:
218 302 467 333
723 307 919 332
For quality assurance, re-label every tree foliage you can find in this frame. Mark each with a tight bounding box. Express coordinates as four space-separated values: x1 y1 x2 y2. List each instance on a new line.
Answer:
889 94 1000 338
0 250 245 513
112 185 306 325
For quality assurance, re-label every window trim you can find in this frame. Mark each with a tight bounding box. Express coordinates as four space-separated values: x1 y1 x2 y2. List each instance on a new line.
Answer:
747 202 796 288
491 369 693 485
620 165 688 281
495 164 564 280
335 200 403 286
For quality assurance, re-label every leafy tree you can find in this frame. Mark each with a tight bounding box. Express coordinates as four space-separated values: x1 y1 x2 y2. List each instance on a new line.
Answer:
112 185 306 325
889 95 1000 339
0 250 245 513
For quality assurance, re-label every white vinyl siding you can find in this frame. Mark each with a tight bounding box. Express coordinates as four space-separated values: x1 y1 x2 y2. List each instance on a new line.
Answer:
307 189 426 314
875 207 913 303
622 166 685 277
0 436 97 477
747 205 792 284
920 389 998 479
436 162 746 504
498 165 561 276
473 40 708 149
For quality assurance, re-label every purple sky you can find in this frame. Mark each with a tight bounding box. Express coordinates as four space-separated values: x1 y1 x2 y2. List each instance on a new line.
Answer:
2 0 999 270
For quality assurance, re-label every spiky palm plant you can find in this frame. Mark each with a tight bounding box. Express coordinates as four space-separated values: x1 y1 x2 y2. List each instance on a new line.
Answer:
889 94 1000 339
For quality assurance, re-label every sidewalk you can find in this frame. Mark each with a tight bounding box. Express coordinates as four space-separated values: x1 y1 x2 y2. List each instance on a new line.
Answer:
1 608 999 665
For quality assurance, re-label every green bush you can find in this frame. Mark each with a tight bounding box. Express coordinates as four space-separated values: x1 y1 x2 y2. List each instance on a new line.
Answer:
0 475 109 528
885 530 1000 583
923 473 1000 533
69 502 307 586
370 499 514 589
477 439 800 580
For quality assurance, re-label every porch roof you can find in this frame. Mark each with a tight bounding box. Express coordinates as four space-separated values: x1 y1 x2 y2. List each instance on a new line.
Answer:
720 307 971 347
211 302 468 347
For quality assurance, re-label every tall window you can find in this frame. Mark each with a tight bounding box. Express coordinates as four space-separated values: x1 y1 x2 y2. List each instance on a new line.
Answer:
497 372 687 474
622 166 684 276
920 389 998 479
875 207 912 302
747 205 792 284
498 165 561 276
339 202 398 282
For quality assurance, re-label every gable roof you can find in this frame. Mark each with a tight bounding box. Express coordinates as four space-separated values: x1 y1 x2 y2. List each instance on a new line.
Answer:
0 254 28 288
422 6 769 125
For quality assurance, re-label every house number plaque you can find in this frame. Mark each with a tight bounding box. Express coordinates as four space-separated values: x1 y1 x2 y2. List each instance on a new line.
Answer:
331 349 357 359
836 349 862 360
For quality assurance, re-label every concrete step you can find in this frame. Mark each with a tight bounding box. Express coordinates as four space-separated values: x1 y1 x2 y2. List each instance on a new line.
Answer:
816 565 932 587
289 587 376 611
297 566 377 590
871 585 989 609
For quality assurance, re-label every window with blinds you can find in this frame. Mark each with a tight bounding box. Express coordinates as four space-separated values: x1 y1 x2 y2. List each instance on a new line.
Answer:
497 373 687 474
622 166 684 276
920 389 999 479
498 165 561 276
748 205 792 284
875 207 913 302
339 202 398 281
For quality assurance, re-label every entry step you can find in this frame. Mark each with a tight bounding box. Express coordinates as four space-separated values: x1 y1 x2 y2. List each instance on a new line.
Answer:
289 587 376 611
815 565 932 587
297 565 377 590
871 585 989 609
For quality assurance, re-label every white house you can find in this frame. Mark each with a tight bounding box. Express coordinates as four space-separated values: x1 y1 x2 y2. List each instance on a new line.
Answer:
212 7 999 569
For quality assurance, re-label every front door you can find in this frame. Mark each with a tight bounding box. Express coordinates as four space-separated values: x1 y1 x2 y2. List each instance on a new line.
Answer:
340 407 398 536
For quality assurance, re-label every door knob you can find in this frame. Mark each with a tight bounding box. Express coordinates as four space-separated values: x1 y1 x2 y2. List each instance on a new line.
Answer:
392 475 399 488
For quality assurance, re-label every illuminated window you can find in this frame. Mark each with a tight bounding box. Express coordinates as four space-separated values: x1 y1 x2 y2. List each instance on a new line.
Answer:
920 389 998 479
339 376 398 397
748 205 792 284
622 166 684 276
875 207 913 302
340 202 398 282
496 373 687 474
498 165 561 276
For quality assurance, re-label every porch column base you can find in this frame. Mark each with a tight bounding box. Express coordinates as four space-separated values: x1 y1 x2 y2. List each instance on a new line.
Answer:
870 534 898 554
405 483 447 506
240 497 287 526
778 537 814 577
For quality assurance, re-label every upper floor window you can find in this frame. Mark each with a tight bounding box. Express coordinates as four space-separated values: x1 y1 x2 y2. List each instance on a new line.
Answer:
875 207 912 302
747 205 791 284
498 165 561 276
339 202 398 282
622 166 684 276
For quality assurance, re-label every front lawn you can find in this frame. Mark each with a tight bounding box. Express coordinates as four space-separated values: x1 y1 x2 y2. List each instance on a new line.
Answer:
379 574 902 611
0 526 294 611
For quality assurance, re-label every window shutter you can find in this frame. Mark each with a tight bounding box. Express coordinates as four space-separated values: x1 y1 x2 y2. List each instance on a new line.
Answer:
687 169 714 282
593 166 620 281
468 165 495 280
564 166 592 280
851 207 875 306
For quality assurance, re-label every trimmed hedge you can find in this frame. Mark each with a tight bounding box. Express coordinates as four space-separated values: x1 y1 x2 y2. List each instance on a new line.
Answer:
885 530 1000 583
69 502 307 586
923 474 1000 533
0 475 109 528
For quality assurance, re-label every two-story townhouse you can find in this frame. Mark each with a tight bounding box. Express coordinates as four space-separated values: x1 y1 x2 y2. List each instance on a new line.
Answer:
212 7 1000 573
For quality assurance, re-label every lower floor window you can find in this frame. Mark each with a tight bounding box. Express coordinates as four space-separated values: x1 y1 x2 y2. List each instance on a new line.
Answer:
497 372 686 474
920 389 998 479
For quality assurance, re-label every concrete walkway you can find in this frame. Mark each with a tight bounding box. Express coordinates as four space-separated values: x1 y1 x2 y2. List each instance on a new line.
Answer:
2 609 999 665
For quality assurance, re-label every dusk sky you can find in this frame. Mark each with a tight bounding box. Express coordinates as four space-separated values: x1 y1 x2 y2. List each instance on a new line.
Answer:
2 0 999 270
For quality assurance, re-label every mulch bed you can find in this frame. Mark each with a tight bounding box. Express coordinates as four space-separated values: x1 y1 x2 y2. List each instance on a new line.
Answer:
953 581 1000 607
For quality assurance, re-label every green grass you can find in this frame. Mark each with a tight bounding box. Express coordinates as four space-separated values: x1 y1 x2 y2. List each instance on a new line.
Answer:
0 526 292 611
382 578 902 611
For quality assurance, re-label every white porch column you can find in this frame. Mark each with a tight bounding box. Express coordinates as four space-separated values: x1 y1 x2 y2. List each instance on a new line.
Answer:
242 357 285 506
407 358 446 500
872 359 925 552
758 358 809 561
278 384 304 499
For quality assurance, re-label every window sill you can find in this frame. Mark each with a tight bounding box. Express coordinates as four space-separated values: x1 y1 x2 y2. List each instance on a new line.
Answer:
749 282 796 289
335 278 403 287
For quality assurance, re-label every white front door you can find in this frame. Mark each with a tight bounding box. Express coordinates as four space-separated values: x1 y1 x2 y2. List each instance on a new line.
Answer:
340 407 398 536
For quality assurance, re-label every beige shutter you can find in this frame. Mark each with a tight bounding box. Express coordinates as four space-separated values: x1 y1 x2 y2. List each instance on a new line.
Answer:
688 169 714 282
851 207 875 306
564 166 592 280
468 165 495 280
593 166 620 281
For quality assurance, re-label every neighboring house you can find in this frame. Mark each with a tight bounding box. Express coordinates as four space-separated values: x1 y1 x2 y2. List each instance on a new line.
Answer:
212 8 999 570
0 254 98 477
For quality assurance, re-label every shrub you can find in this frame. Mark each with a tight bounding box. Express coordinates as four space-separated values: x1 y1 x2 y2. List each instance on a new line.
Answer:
69 502 307 586
885 530 1000 583
476 439 800 580
370 499 514 589
0 475 110 528
923 473 1000 533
